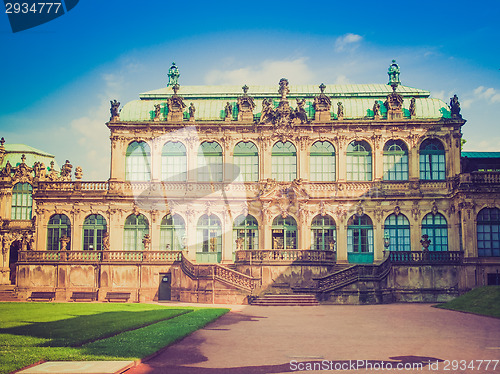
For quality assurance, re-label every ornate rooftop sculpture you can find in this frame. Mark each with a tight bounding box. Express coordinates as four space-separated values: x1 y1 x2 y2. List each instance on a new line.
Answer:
385 84 404 120
237 84 256 122
109 100 120 121
167 83 186 121
450 94 461 119
387 59 401 86
167 62 180 87
189 102 196 122
313 83 332 122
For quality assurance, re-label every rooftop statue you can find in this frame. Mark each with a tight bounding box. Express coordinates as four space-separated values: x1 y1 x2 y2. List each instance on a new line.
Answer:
278 78 290 100
450 94 461 118
388 59 401 86
167 62 180 87
110 100 120 121
294 98 309 124
237 84 256 121
224 102 233 118
189 102 196 120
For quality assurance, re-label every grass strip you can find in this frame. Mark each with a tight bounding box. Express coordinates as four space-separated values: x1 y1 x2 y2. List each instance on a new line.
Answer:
434 285 500 318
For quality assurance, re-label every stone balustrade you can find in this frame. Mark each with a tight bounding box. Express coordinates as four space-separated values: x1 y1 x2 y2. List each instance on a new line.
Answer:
389 250 463 264
235 249 336 264
17 250 182 263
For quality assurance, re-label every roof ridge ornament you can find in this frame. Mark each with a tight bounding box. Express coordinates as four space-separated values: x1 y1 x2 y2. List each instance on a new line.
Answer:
388 59 401 88
313 83 332 122
167 62 180 87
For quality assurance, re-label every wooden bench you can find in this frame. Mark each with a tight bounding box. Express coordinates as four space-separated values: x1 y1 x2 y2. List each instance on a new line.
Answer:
28 291 56 301
105 292 131 302
70 291 98 302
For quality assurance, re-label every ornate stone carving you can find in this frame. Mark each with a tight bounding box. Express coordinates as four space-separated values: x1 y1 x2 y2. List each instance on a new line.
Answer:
75 166 83 180
60 160 72 181
259 98 275 124
373 101 381 119
167 62 180 87
12 154 33 183
110 100 120 121
142 234 151 251
409 97 416 118
411 202 421 221
450 94 461 119
154 103 163 121
167 84 186 122
384 85 404 120
387 60 401 86
1 161 12 178
48 161 59 181
189 103 196 122
59 235 70 250
337 102 344 120
294 99 309 124
237 85 256 122
102 231 110 250
224 102 233 121
313 83 332 122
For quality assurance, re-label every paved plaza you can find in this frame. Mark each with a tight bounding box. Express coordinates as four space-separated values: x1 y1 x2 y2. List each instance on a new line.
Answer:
126 304 500 374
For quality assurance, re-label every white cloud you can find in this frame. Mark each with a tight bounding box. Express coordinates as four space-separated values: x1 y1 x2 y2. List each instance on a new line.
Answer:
334 33 363 52
204 58 315 85
474 86 500 103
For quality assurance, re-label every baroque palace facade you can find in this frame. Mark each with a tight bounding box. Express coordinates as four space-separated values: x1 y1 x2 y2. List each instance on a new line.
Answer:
1 61 499 304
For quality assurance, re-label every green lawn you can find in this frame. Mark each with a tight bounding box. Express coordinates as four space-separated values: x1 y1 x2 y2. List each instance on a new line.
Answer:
0 303 229 374
435 285 500 318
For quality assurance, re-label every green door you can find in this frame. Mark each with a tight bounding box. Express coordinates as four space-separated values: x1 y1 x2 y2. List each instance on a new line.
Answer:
158 273 171 301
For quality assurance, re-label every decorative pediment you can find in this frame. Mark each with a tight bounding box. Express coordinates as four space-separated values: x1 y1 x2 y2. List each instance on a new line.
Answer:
237 85 256 122
167 84 186 121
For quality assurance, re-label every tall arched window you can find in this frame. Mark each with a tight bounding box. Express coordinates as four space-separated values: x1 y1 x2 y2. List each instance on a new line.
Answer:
160 214 185 251
421 213 448 251
47 214 71 251
233 142 258 182
383 140 408 181
198 142 223 182
477 208 500 257
125 141 151 181
272 141 297 181
419 139 445 180
83 214 107 250
310 141 336 181
123 214 149 251
272 216 297 249
311 215 336 251
197 214 222 263
233 215 259 251
384 214 410 251
162 141 187 181
347 214 374 263
347 141 372 181
11 183 32 220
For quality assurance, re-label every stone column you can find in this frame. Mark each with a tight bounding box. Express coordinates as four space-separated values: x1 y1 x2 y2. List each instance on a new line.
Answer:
150 139 161 182
338 145 347 182
110 136 126 181
261 141 272 180
409 146 419 181
373 219 384 261
336 222 348 263
373 146 384 181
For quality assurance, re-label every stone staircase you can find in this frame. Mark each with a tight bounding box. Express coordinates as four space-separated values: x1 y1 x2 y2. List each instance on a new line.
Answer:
250 294 319 306
0 285 18 301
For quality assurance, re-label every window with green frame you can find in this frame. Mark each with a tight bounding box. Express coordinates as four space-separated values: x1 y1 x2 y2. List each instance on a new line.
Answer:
125 141 151 181
11 182 32 220
347 141 372 181
419 139 445 180
310 141 336 181
197 214 222 253
272 215 297 249
311 215 336 250
123 214 149 251
421 213 448 251
198 141 223 182
272 141 297 181
383 140 408 180
477 208 500 257
162 141 187 181
233 141 258 182
47 214 71 251
233 214 259 251
83 214 107 250
384 213 410 251
160 214 185 250
347 214 373 253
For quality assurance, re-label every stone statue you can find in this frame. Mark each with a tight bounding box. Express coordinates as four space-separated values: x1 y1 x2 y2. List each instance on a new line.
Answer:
337 102 344 118
102 231 110 250
294 98 309 124
189 102 196 120
409 98 416 117
167 62 180 87
1 161 12 177
259 98 275 124
48 161 58 181
110 100 120 120
278 78 290 100
142 234 151 251
373 101 380 117
224 102 233 119
60 235 70 250
450 94 461 118
75 166 83 180
154 104 162 120
387 59 401 86
236 237 244 251
60 160 73 180
39 163 46 179
33 162 42 178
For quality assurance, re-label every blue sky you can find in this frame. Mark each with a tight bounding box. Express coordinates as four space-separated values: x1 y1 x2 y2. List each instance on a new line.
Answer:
1 0 499 179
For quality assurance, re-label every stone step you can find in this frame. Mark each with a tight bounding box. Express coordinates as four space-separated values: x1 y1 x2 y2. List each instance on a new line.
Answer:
0 290 19 301
250 294 319 306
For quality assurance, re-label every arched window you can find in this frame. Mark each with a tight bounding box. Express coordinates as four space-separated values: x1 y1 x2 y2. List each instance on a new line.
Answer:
311 215 336 251
125 141 151 181
233 142 258 182
384 214 410 251
47 214 71 251
162 141 187 181
272 216 297 249
310 141 336 181
198 142 223 182
383 140 408 181
123 214 149 251
477 208 500 257
197 214 222 263
347 214 374 263
160 214 185 251
419 139 445 180
11 183 32 220
233 215 259 251
347 141 372 181
421 213 448 251
272 142 297 181
83 214 107 250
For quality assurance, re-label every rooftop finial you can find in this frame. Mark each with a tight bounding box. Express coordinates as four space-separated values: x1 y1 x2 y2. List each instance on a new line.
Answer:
242 84 249 94
388 59 401 87
167 62 180 87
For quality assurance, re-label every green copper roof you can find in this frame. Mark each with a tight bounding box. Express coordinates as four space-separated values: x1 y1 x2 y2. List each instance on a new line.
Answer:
119 83 450 122
461 152 500 158
1 144 58 170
